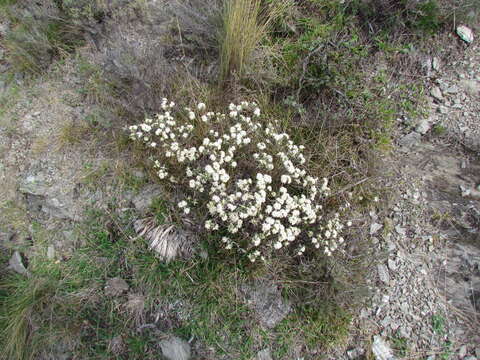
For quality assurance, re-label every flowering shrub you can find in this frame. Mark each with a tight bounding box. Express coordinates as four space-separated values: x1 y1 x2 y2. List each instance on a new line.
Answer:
128 99 346 262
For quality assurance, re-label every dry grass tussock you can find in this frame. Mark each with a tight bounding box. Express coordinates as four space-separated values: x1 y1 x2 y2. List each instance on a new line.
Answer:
220 0 291 81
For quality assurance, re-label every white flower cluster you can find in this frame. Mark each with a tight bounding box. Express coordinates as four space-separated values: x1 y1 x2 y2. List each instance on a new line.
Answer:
128 99 346 261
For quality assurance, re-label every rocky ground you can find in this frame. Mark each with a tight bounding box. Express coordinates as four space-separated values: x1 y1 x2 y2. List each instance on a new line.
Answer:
0 10 479 360
335 37 480 360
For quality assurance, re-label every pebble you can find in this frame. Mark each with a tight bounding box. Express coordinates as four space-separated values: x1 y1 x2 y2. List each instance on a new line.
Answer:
347 348 365 360
104 277 129 296
388 259 397 271
377 264 390 284
459 345 467 358
395 225 406 236
445 85 459 94
159 336 191 360
370 223 383 235
372 336 396 360
398 132 421 148
430 86 443 101
456 25 474 43
416 119 432 134
256 348 273 360
47 245 55 260
8 251 30 277
438 106 448 114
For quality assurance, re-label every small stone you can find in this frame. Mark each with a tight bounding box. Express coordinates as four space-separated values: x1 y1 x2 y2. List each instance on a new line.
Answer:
459 79 480 95
377 264 390 284
256 348 273 360
380 316 392 328
132 169 146 179
438 106 448 114
104 277 129 296
347 348 365 360
464 357 476 360
475 348 480 358
47 245 55 260
430 86 443 101
445 85 459 94
395 225 406 236
456 25 474 43
458 345 467 358
398 132 421 148
372 336 396 360
132 184 162 213
387 259 397 271
431 57 440 71
159 336 191 360
360 308 369 319
8 251 30 277
32 111 41 117
243 281 291 328
390 322 400 331
108 335 125 355
416 119 431 134
370 223 383 235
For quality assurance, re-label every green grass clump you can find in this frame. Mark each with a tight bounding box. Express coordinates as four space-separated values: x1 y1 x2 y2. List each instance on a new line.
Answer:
1 203 355 359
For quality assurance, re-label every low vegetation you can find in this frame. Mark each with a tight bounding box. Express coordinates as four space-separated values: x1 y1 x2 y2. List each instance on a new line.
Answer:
1 0 477 359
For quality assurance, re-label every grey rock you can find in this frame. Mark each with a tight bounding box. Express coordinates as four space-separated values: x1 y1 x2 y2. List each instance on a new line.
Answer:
256 348 273 360
387 259 397 271
347 348 365 360
459 80 480 95
398 132 421 148
19 175 49 196
19 174 81 220
372 336 396 360
445 85 459 94
104 277 129 296
431 57 440 71
380 316 392 328
395 225 406 236
108 335 125 355
159 336 191 360
464 357 476 360
458 345 467 358
476 348 480 358
416 119 432 134
377 264 390 284
132 184 162 213
242 281 291 328
438 106 448 114
456 25 474 43
370 223 382 235
43 196 78 220
430 86 443 101
0 22 9 37
47 245 55 260
8 251 30 277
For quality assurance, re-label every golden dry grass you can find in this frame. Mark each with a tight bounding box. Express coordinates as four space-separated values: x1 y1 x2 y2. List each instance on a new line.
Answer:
220 0 289 81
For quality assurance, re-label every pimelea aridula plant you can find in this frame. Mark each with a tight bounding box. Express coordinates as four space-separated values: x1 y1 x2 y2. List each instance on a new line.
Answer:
128 98 346 262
